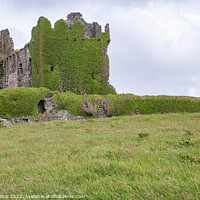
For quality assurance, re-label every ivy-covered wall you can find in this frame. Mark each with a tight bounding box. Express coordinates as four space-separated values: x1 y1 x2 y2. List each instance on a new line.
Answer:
29 17 116 95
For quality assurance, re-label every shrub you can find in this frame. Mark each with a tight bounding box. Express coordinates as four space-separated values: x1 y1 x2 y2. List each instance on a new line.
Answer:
0 87 50 118
1 88 200 119
103 94 200 116
54 92 200 117
53 91 84 116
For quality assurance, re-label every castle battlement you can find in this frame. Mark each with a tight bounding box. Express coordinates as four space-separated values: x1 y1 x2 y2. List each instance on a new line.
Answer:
65 12 110 39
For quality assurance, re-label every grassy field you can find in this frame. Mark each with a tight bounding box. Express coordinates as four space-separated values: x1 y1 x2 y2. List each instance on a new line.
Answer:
0 113 200 199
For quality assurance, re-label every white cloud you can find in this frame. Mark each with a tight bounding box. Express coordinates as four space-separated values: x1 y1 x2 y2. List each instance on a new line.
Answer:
107 1 200 96
188 88 198 97
1 0 200 96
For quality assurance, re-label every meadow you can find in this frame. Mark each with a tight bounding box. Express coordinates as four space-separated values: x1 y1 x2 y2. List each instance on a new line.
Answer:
0 113 200 199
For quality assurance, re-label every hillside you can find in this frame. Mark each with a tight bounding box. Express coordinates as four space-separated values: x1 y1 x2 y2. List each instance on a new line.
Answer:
0 113 200 199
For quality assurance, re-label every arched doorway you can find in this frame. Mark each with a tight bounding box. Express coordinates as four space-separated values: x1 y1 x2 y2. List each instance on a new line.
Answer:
38 100 46 114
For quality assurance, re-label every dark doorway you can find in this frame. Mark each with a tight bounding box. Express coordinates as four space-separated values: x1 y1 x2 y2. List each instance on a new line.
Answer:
38 100 46 114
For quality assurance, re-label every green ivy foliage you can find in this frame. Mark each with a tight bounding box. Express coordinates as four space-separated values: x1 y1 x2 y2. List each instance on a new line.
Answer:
105 94 200 116
1 88 200 118
53 91 84 116
29 17 116 95
54 92 200 117
0 87 50 118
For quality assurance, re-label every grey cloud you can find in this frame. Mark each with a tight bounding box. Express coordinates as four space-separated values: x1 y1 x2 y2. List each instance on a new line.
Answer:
1 0 200 96
1 0 68 9
0 0 168 11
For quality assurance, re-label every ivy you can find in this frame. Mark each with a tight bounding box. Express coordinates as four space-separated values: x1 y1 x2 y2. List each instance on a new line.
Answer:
29 17 116 95
54 92 200 117
1 88 200 118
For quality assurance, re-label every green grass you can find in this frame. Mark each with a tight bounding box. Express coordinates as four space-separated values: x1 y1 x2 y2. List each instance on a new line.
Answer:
0 113 200 199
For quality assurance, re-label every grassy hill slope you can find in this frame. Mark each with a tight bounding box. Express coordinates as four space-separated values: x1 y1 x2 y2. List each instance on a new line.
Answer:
0 113 200 199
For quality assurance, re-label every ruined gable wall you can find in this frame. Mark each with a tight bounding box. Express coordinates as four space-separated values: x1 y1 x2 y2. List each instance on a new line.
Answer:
0 29 15 89
0 29 14 60
5 44 31 88
0 29 31 89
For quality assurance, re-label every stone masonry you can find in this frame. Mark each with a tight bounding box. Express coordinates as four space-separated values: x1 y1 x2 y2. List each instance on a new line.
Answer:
0 12 111 90
66 12 110 39
0 29 31 89
0 29 14 60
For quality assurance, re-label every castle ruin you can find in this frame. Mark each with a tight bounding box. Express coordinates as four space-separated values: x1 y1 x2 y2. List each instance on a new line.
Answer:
66 12 110 38
0 13 115 95
0 29 31 89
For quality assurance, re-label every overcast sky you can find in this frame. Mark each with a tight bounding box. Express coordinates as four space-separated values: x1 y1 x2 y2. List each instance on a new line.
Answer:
1 0 200 96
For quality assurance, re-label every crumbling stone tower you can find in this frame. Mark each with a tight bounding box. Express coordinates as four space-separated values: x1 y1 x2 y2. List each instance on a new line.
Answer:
29 12 116 95
0 29 14 88
0 29 14 59
66 12 106 39
0 29 31 89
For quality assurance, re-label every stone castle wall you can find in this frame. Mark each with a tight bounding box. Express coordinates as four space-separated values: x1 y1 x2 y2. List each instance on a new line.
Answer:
3 44 31 88
0 29 14 60
66 12 110 39
0 13 115 94
0 29 31 89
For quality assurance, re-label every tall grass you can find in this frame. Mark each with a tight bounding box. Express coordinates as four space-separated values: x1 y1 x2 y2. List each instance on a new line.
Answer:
0 113 200 199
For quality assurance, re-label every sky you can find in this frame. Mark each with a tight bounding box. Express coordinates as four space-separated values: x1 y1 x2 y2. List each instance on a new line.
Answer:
1 0 200 96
